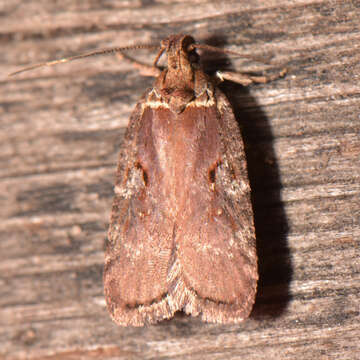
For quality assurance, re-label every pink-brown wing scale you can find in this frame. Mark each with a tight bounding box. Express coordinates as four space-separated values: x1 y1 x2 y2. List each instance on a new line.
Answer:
172 89 258 323
104 98 177 326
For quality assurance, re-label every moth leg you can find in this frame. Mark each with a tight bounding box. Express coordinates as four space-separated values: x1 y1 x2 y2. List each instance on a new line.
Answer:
216 68 287 86
116 53 161 77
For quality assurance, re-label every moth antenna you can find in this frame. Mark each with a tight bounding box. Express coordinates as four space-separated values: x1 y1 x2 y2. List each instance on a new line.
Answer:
190 43 270 64
9 44 159 76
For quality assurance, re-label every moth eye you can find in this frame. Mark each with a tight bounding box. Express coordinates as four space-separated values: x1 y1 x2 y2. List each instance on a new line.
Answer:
189 52 199 64
135 162 149 186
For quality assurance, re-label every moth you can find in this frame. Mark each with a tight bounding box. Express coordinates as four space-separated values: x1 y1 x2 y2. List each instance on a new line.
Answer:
104 34 260 326
10 34 284 326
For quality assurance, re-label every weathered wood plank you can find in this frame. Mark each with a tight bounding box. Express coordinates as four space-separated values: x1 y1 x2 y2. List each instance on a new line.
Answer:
1 0 359 359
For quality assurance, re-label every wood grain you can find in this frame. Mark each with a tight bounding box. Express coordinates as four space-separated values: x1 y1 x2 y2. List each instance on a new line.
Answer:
1 0 359 359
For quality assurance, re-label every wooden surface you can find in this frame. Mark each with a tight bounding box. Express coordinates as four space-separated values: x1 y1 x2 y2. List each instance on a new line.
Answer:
1 0 359 359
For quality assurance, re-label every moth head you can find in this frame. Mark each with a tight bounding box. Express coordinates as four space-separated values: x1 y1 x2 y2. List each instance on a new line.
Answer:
157 34 199 71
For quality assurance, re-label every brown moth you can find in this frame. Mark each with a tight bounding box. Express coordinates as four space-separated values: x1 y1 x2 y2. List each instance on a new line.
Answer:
9 33 276 326
103 34 259 326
